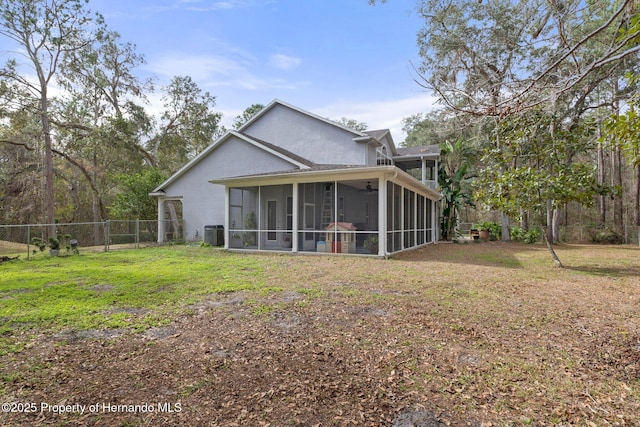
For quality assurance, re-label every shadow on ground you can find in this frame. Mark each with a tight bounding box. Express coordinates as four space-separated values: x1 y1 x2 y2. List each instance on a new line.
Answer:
396 240 541 269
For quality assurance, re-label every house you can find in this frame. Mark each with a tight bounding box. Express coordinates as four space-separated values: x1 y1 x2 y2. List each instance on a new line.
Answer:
149 99 441 256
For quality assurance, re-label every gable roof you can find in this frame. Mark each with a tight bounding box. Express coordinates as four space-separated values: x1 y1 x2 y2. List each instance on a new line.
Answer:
239 133 315 168
238 99 371 140
365 128 396 155
395 144 441 159
150 130 312 194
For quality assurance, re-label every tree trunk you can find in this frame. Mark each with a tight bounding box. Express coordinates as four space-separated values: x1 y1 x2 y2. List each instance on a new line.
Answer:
501 212 511 241
597 141 607 226
92 152 102 246
546 200 553 243
520 209 529 230
543 226 563 268
612 145 623 236
552 208 560 244
41 94 56 239
92 193 102 246
634 164 640 246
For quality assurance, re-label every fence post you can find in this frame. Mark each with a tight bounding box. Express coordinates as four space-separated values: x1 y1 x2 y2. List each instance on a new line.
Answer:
27 224 30 260
104 220 110 252
136 219 140 249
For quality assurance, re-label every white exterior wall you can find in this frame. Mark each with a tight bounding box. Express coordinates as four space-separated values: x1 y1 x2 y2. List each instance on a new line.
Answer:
242 104 366 165
161 136 298 241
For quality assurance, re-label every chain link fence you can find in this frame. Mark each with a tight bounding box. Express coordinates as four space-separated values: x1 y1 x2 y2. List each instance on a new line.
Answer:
559 224 640 245
0 220 184 259
457 222 639 245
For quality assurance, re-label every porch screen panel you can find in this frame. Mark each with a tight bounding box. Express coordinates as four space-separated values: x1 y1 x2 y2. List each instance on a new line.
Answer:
229 187 258 249
267 200 277 240
417 194 425 245
426 198 433 243
386 182 393 253
286 197 293 231
404 188 415 248
387 183 402 253
297 183 321 251
230 188 243 233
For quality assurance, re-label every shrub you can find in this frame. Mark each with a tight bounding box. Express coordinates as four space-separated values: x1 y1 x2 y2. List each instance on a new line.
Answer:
591 228 623 244
510 226 526 241
476 221 501 241
523 228 541 244
510 226 540 244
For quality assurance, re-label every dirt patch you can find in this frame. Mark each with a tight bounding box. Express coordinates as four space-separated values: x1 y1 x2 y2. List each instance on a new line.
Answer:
51 328 129 342
89 284 114 292
392 409 457 427
0 288 33 300
100 307 148 316
0 240 27 256
143 326 179 340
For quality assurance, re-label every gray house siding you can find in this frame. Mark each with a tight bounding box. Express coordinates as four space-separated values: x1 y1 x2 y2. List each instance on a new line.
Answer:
366 143 378 166
160 135 300 241
242 103 366 165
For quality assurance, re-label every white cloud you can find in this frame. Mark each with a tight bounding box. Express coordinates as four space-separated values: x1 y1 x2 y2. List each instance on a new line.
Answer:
149 53 247 83
268 54 302 70
144 0 253 13
315 94 440 145
145 51 308 93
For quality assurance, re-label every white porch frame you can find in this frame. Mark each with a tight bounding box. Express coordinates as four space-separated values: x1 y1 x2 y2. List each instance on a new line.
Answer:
211 165 441 256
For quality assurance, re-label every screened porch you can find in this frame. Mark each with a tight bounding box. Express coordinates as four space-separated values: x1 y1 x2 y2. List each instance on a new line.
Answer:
219 167 440 256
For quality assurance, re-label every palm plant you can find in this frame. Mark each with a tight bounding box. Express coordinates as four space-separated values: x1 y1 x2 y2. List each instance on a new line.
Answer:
439 139 476 240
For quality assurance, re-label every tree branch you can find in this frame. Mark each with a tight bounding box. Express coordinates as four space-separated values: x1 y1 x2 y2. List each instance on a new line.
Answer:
51 148 108 220
0 138 34 151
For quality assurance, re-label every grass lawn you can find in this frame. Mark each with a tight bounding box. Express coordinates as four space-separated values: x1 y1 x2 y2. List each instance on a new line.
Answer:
0 247 264 334
0 242 639 426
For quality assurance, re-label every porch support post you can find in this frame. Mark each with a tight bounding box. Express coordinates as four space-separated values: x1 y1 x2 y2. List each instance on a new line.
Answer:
258 186 262 251
414 192 418 247
157 198 165 243
224 186 230 249
434 159 439 187
378 176 387 257
400 185 405 250
431 198 437 243
292 182 299 253
421 157 427 185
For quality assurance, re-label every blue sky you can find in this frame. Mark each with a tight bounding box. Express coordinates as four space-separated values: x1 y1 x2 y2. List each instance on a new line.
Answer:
15 0 440 144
